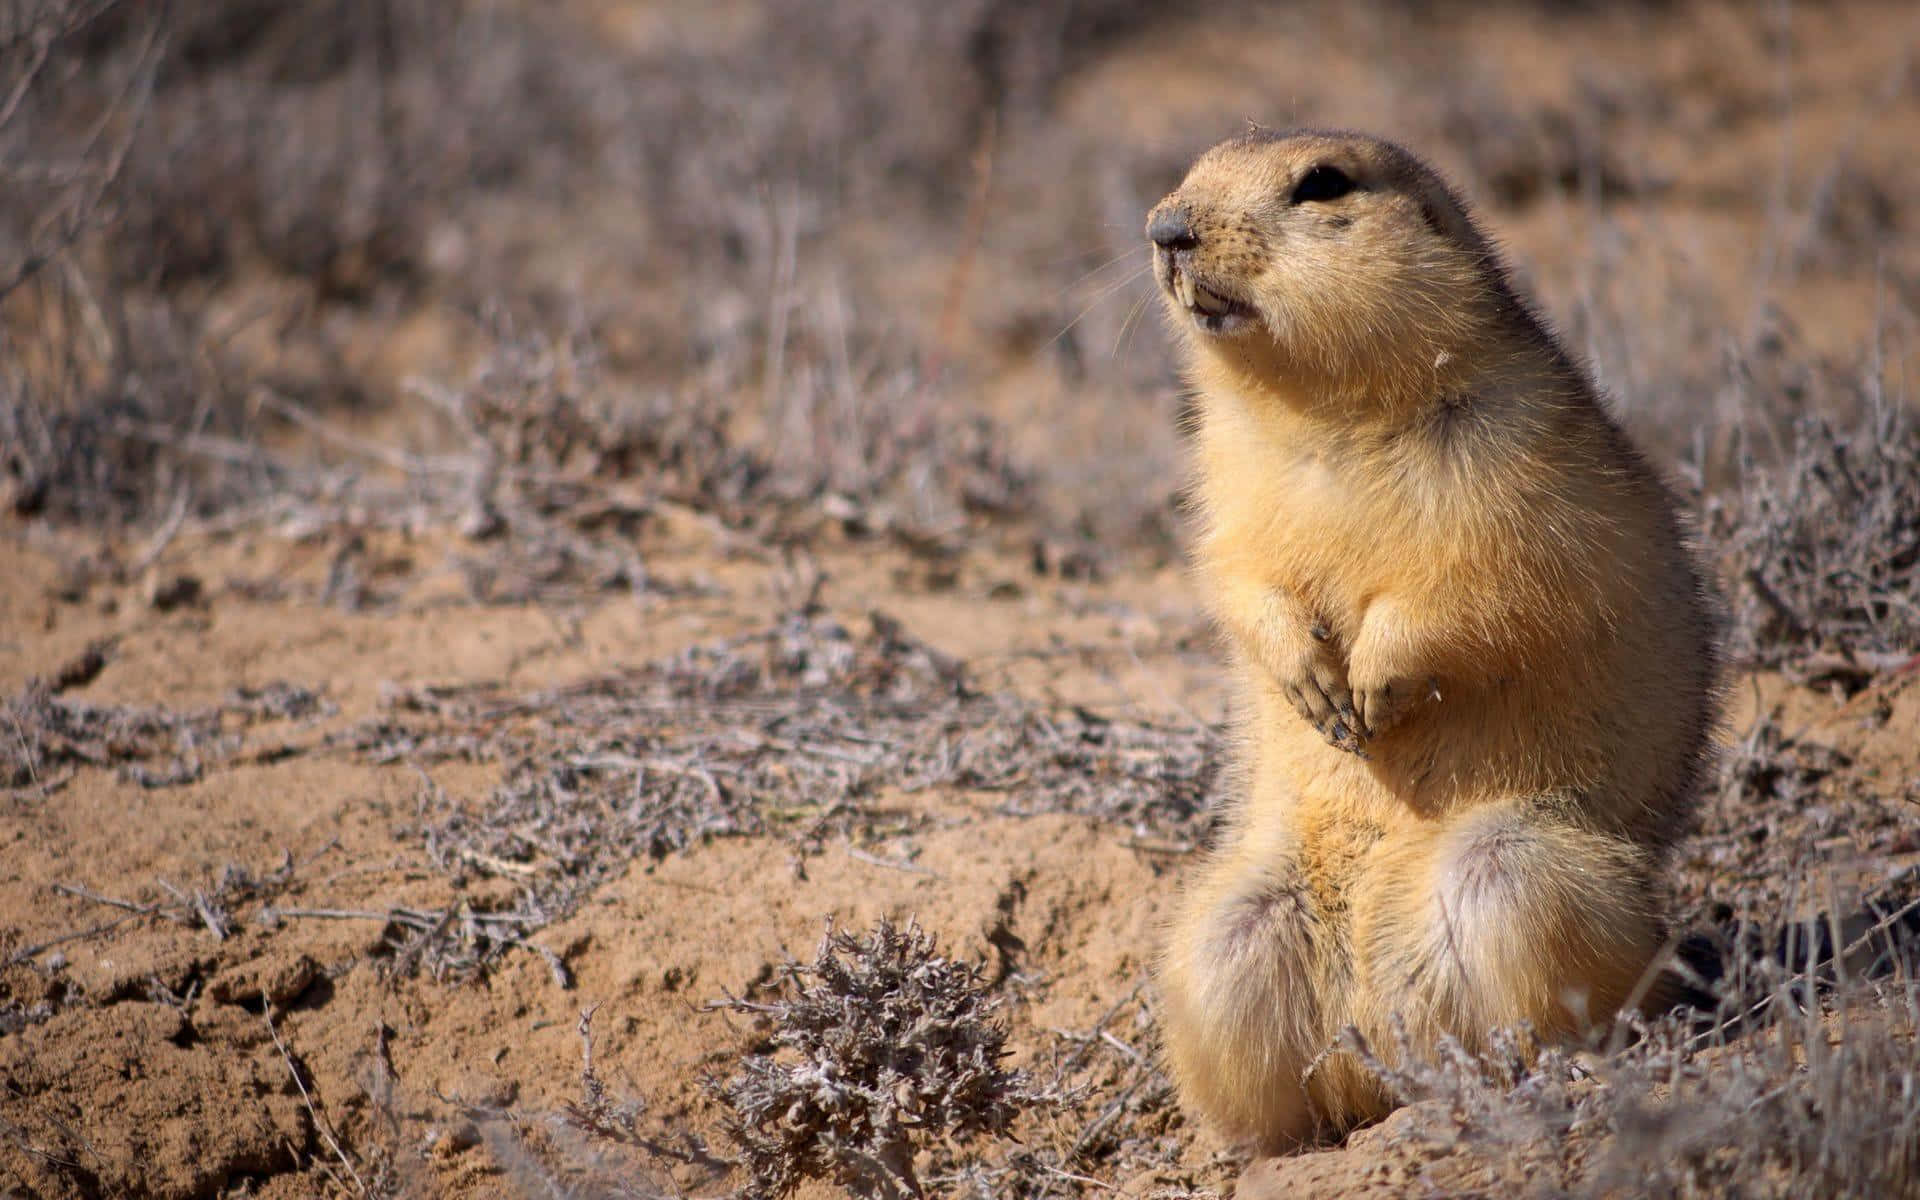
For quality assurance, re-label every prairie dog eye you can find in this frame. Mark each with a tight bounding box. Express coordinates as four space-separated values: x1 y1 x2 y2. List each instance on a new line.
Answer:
1291 165 1356 204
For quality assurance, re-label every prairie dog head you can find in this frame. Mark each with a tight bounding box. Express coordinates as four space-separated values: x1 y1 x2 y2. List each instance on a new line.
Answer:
1146 130 1518 402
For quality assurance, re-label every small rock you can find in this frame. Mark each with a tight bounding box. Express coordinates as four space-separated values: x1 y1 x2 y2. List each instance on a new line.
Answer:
437 1069 517 1110
207 952 319 1008
146 573 204 612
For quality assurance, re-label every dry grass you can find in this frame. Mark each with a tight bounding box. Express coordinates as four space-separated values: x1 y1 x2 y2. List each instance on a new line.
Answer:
1716 399 1920 690
0 0 1100 551
2 663 327 794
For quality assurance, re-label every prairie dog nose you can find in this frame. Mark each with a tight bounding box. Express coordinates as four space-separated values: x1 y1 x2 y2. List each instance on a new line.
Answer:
1148 207 1197 250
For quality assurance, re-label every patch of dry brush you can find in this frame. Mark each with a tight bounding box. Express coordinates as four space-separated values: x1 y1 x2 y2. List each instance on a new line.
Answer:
3 667 327 794
1345 921 1920 1199
1718 400 1920 691
339 609 1213 981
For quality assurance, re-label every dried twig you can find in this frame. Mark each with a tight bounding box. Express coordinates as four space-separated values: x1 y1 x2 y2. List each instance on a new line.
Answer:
264 1007 370 1198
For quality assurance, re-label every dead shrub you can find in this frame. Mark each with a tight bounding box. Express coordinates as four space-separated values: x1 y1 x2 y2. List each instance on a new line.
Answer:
1 1 609 526
708 917 1054 1199
94 0 602 292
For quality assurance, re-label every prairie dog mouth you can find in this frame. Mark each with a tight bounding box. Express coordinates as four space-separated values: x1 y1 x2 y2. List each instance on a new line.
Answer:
1191 283 1238 317
1163 257 1254 333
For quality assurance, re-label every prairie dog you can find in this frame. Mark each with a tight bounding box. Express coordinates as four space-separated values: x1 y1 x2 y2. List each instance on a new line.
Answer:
1147 129 1721 1150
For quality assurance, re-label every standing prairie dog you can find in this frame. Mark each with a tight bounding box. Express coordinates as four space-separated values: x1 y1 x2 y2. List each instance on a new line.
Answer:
1147 129 1721 1151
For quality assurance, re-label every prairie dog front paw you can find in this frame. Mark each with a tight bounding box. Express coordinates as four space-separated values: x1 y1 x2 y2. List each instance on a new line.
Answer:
1346 599 1439 738
1215 578 1367 753
1348 671 1440 739
1273 620 1366 754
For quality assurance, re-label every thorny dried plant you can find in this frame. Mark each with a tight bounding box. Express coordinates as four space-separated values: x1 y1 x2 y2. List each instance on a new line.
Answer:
706 917 1055 1200
938 983 1208 1200
551 975 1203 1199
562 1005 651 1150
548 1005 730 1198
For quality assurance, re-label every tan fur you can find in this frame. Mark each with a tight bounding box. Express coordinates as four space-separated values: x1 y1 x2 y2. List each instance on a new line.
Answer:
1147 130 1721 1152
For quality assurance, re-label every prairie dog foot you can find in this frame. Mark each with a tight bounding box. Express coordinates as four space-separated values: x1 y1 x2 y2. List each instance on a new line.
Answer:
1159 852 1329 1151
